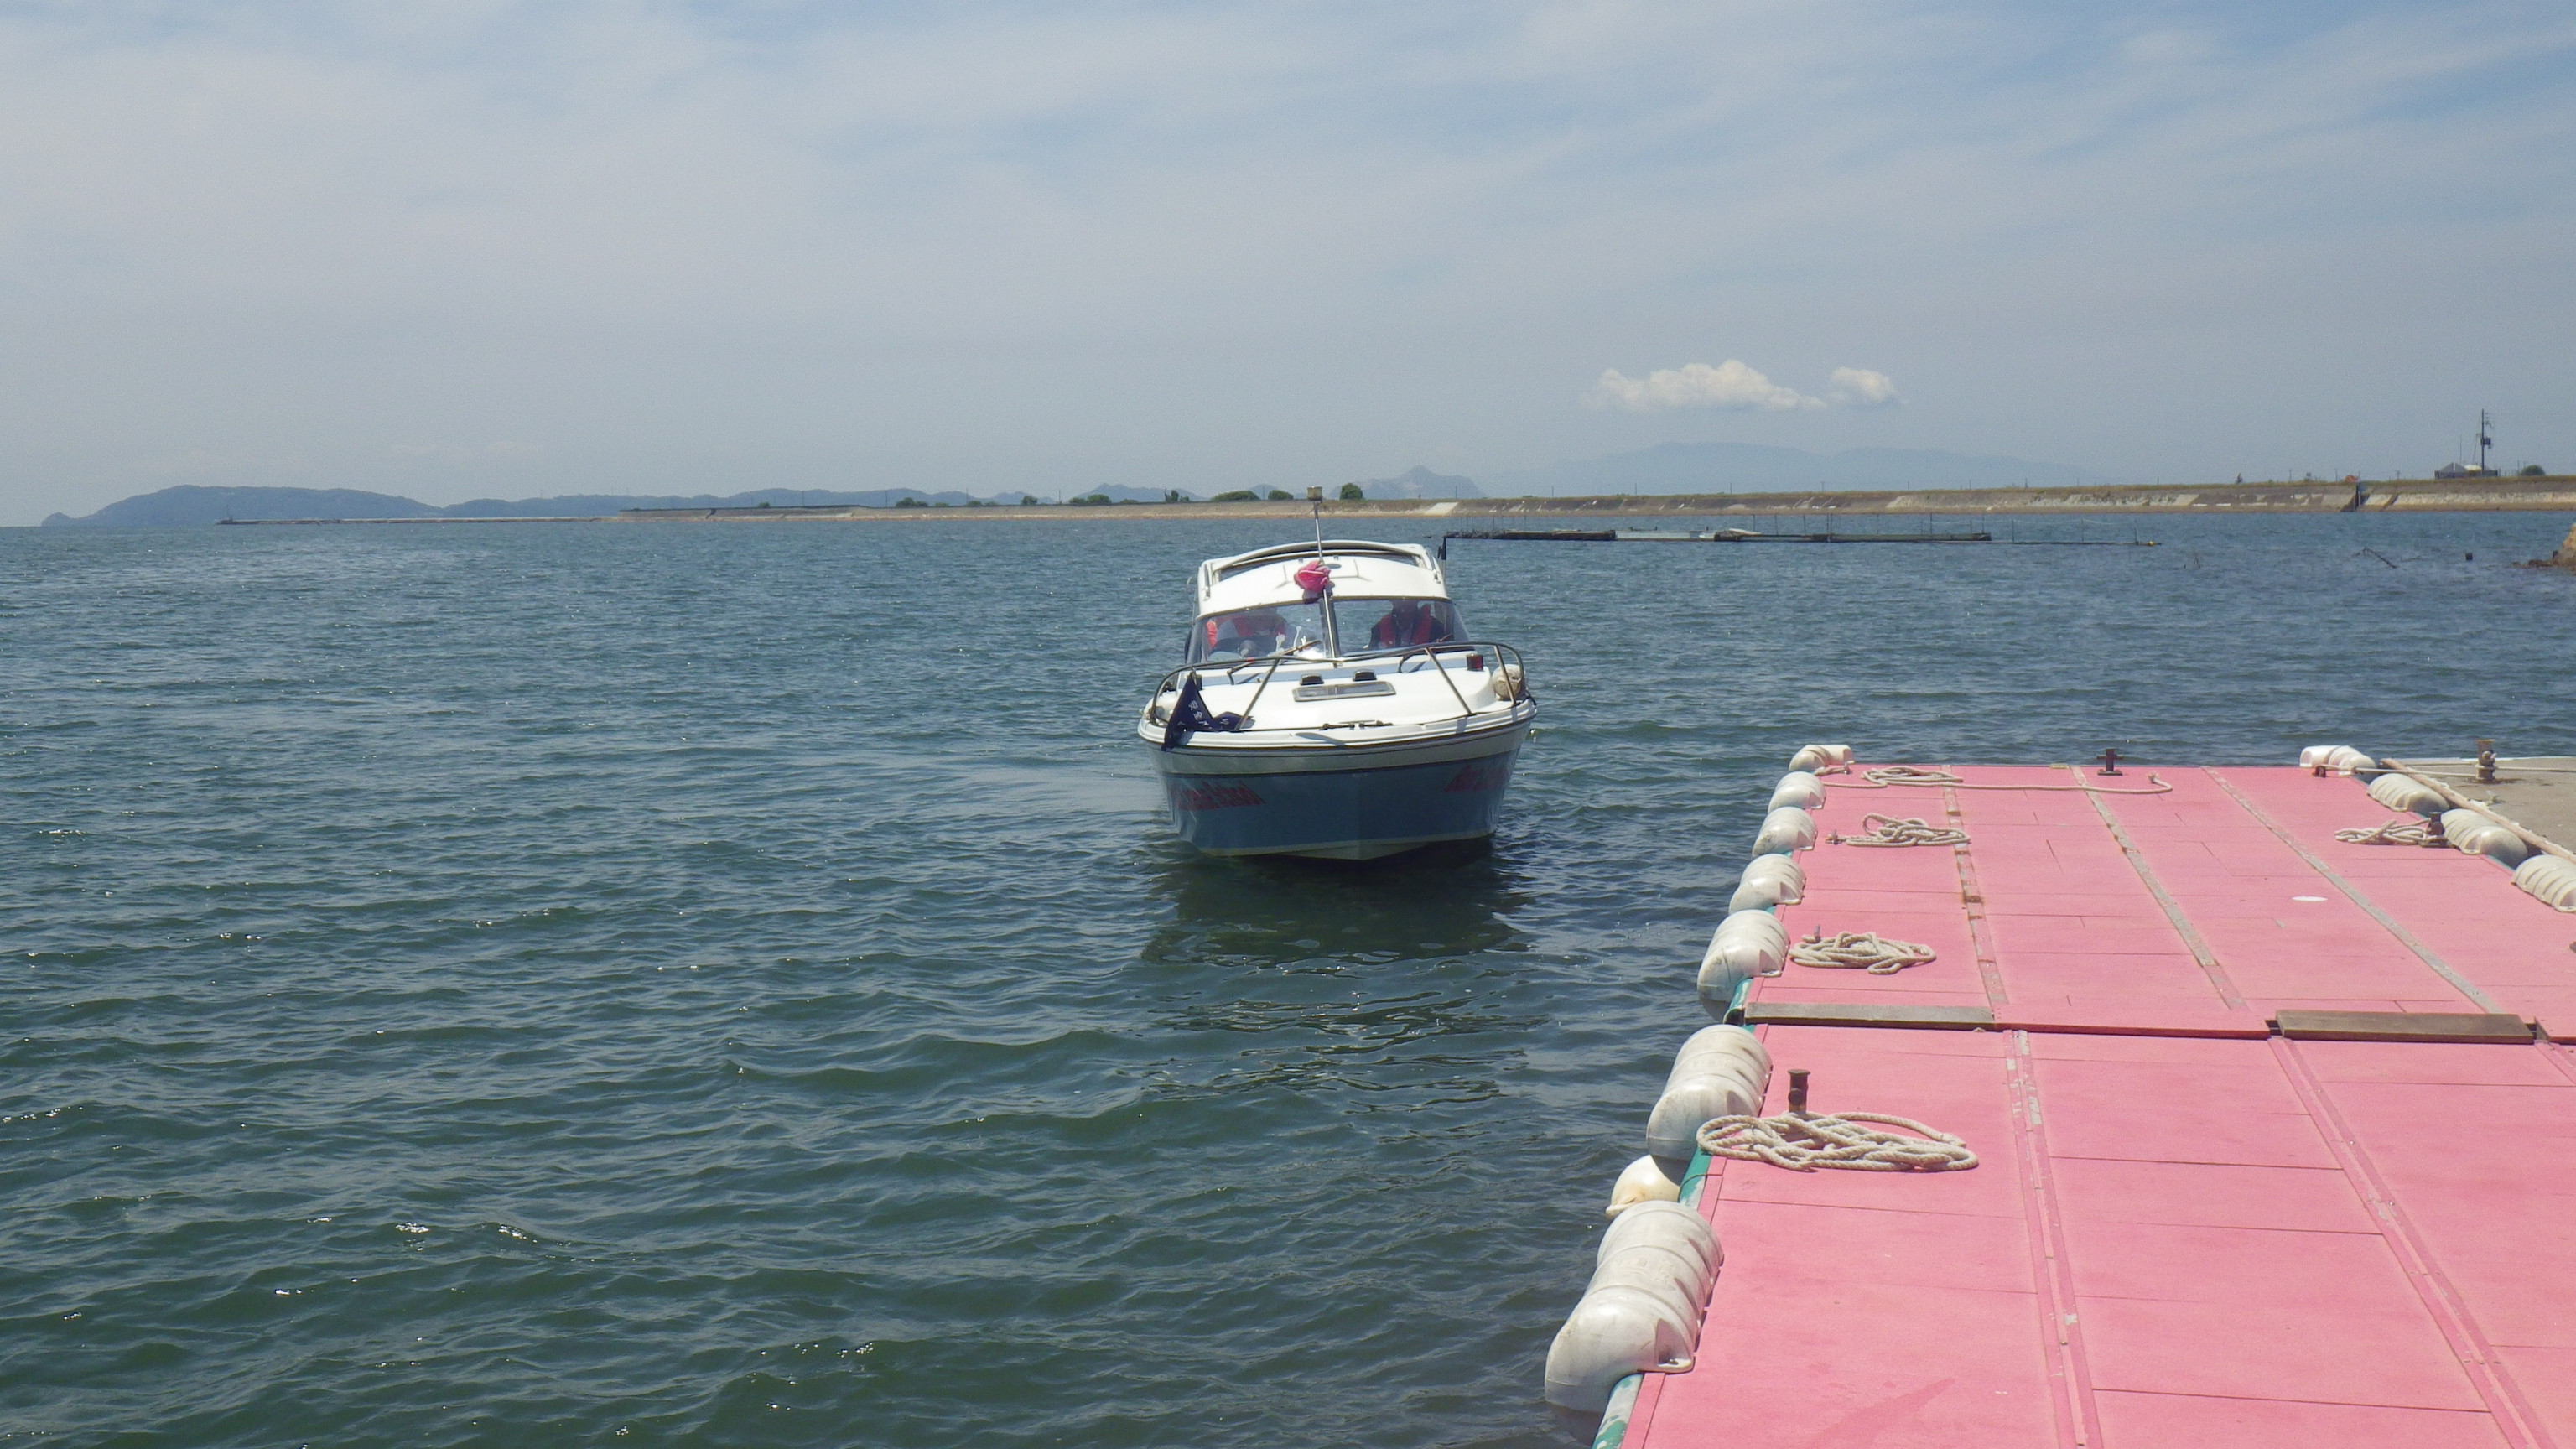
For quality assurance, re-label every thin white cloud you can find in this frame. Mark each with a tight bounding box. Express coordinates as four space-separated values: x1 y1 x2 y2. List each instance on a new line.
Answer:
1826 367 1902 408
1587 360 1821 413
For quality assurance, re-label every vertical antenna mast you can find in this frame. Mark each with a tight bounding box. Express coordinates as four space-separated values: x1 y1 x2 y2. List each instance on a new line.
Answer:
1301 487 1332 657
2478 410 2494 473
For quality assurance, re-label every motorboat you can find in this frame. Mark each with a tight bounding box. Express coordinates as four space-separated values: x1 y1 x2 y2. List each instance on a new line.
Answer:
1137 539 1535 860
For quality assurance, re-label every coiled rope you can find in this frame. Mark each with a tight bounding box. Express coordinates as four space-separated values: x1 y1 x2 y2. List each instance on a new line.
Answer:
1789 930 1937 974
1838 765 2174 796
1697 1112 1978 1172
2334 818 2437 846
1841 813 1969 848
1850 765 1966 788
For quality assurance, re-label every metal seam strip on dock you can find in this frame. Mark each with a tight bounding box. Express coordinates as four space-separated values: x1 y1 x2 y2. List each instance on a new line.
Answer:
2262 1033 2557 1449
1619 762 2576 1449
2079 773 2249 1010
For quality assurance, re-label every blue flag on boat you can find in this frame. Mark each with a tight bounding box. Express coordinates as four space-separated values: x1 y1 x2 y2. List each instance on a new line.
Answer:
1160 673 1244 750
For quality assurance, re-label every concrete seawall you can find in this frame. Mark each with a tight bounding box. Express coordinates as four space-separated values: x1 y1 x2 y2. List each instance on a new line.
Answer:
615 475 2576 523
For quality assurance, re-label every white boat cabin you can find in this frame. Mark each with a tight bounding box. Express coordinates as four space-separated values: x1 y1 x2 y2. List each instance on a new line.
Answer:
1187 540 1464 665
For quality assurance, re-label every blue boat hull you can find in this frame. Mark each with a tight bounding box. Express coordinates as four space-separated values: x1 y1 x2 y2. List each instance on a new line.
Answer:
1153 733 1524 860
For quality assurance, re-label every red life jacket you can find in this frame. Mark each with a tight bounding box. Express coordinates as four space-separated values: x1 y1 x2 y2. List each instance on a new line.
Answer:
1373 607 1439 647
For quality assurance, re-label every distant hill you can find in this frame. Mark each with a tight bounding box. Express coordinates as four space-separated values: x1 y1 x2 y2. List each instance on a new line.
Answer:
1478 442 2117 497
44 486 442 527
1349 465 1481 500
38 483 1176 526
44 450 2127 525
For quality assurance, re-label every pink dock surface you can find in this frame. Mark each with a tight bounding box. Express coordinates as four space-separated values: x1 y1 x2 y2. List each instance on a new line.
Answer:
1628 766 2576 1449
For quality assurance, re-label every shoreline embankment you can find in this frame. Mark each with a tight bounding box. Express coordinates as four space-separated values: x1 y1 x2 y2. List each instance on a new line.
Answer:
202 475 2576 527
618 475 2576 522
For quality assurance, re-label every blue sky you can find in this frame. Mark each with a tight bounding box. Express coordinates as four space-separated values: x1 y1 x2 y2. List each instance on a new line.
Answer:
3 0 2570 521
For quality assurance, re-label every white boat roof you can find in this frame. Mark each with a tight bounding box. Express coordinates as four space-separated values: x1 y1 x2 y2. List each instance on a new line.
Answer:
1194 540 1449 614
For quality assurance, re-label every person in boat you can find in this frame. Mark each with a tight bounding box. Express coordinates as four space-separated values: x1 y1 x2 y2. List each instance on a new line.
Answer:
1210 610 1291 658
1368 598 1452 649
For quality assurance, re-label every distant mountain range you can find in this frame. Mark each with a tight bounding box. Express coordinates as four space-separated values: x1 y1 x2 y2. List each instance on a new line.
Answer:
38 483 1176 526
44 444 2111 525
1348 465 1483 500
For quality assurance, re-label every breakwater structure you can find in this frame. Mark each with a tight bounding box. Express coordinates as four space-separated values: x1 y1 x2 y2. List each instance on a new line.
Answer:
606 474 2576 523
192 475 2576 527
1544 745 2576 1448
1436 527 2153 549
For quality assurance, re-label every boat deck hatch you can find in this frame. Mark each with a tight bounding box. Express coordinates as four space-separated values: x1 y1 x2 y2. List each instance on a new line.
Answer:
1292 679 1397 701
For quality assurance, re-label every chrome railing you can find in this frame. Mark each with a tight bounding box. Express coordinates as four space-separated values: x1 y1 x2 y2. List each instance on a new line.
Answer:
1145 642 1528 735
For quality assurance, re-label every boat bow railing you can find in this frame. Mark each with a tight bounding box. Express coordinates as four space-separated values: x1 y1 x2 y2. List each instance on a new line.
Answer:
1146 642 1528 735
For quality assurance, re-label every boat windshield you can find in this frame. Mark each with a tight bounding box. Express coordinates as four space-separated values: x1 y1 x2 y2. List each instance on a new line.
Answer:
1332 597 1463 656
1189 601 1330 663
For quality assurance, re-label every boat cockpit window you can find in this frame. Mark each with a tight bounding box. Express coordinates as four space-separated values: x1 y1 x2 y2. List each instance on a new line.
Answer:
1190 602 1330 663
1333 598 1462 655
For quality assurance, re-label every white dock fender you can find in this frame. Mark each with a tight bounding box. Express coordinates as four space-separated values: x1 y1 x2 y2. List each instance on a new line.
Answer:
1646 1026 1770 1163
1788 743 1853 772
1665 1024 1771 1098
1545 1201 1724 1433
1605 1154 1683 1218
1711 908 1789 953
1647 1073 1762 1164
1542 1285 1698 1431
1698 911 1788 1007
2366 774 2444 816
1587 1241 1710 1334
1596 1199 1722 1277
1751 806 1817 856
1727 860 1803 913
1768 771 1827 811
2514 854 2576 911
1729 856 1805 914
2441 811 2530 866
1742 854 1805 897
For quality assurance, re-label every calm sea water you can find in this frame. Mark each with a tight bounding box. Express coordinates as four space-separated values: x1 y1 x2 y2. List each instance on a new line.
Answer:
7 511 2573 1447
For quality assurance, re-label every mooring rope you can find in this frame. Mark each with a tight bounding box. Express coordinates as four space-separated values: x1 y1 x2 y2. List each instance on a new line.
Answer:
1840 813 1969 848
2334 818 2438 846
1849 765 1966 788
1789 930 1937 974
1836 765 2175 796
1697 1111 1978 1172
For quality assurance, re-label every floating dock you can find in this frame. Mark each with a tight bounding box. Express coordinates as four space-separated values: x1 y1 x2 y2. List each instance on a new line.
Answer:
1564 757 2576 1449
